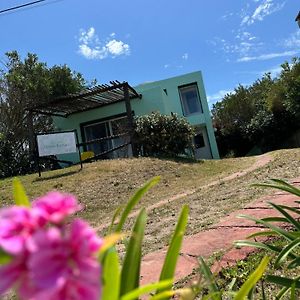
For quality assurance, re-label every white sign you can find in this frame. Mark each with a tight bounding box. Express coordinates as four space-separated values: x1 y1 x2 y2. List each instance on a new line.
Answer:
37 132 77 157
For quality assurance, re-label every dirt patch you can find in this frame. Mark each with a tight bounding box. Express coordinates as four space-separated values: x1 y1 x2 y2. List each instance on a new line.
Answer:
95 153 273 232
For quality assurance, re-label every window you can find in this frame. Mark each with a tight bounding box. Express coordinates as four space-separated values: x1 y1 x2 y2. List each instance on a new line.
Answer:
194 133 205 148
84 122 111 156
179 84 203 116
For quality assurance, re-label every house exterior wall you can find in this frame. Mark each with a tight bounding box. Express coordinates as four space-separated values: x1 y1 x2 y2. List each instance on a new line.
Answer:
53 71 219 162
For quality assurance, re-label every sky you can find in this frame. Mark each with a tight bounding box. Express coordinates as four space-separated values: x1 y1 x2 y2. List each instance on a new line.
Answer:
0 0 299 108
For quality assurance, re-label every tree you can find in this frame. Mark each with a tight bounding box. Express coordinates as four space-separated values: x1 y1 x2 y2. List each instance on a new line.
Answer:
212 57 300 157
0 51 87 178
212 84 261 156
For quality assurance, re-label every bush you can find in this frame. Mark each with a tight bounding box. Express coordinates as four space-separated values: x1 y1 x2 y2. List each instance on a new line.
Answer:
134 112 194 157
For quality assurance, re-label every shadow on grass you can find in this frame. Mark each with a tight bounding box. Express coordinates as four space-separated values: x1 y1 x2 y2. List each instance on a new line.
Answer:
143 154 204 164
33 169 82 182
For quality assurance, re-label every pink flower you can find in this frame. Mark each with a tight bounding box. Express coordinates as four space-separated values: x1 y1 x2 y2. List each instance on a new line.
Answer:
0 257 27 295
32 192 82 224
0 206 41 255
21 219 103 300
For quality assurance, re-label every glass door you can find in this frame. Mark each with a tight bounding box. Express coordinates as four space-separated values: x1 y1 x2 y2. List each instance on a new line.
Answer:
110 117 130 158
84 122 111 157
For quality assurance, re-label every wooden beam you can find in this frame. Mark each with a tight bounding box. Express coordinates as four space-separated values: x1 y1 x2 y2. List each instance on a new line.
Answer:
123 83 137 156
26 110 37 168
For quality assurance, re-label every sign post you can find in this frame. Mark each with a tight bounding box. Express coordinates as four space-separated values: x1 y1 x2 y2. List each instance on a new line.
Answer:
36 130 82 176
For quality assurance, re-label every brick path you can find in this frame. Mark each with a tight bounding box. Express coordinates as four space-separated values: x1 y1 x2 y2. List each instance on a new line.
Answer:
140 179 300 285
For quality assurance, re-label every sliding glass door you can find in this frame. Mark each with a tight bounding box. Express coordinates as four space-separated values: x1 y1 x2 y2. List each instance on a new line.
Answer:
82 116 130 158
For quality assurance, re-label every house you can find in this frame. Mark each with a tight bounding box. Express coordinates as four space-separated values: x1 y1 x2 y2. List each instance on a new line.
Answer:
34 71 219 163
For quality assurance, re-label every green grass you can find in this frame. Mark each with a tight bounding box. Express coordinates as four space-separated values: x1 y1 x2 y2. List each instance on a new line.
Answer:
0 155 255 227
216 238 300 299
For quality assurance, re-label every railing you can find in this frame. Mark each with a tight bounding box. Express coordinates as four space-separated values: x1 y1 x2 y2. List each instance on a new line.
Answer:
78 132 132 162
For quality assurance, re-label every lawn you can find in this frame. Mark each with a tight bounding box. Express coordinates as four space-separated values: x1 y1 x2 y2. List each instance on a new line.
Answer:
1 148 300 256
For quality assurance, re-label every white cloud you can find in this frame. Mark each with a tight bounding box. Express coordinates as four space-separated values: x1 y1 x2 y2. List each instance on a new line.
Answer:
213 30 263 59
182 53 188 60
106 40 130 56
221 12 234 20
77 27 130 60
237 50 298 62
241 0 285 26
260 62 294 77
284 31 300 48
78 44 107 60
259 65 282 77
207 89 234 104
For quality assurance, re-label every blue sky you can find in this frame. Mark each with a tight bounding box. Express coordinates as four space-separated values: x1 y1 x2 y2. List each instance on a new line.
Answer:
0 0 299 107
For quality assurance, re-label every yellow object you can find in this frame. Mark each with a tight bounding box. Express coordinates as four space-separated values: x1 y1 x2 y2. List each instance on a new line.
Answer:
80 151 94 161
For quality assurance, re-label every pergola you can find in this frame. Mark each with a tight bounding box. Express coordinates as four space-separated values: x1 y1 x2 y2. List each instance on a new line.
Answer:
26 81 142 158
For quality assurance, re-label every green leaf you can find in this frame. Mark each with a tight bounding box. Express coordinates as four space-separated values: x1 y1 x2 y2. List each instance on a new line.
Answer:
115 176 160 233
253 179 300 197
261 217 289 223
268 202 300 231
275 275 300 299
288 257 300 269
291 282 296 300
0 249 12 265
108 205 124 234
235 240 283 254
199 256 220 300
150 288 195 300
238 214 295 241
266 275 300 288
277 205 300 216
227 278 237 292
101 248 120 300
98 233 125 262
274 237 300 268
120 280 173 300
276 286 290 300
13 178 30 207
150 291 175 300
120 208 147 297
234 256 269 300
157 205 189 296
246 230 278 239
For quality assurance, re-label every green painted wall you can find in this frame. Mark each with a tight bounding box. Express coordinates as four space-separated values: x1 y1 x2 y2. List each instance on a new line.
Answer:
53 71 220 162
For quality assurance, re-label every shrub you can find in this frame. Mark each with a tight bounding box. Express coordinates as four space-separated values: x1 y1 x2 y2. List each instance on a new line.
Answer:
134 112 194 157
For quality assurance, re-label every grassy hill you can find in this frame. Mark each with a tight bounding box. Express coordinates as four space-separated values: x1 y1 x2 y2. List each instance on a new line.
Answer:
1 149 300 254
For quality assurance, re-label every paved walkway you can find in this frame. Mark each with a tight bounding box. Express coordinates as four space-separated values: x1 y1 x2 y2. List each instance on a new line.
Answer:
140 178 300 285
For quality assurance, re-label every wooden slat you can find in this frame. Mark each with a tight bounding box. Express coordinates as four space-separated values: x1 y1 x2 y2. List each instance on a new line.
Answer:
28 81 142 117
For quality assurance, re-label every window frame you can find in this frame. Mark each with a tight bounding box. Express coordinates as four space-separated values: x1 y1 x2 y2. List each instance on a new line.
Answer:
178 83 203 116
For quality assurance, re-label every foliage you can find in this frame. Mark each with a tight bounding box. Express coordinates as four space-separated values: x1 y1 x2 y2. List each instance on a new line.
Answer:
191 256 269 299
134 112 194 157
234 179 300 299
0 51 87 178
212 58 300 157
